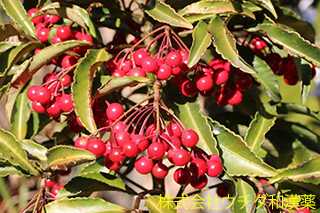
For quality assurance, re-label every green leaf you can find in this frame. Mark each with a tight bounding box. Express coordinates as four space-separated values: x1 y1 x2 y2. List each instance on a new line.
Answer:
10 84 31 140
188 21 211 68
46 145 95 170
21 139 47 164
0 128 39 176
179 0 255 20
0 160 29 177
233 179 266 213
0 41 22 55
269 155 320 185
36 2 102 43
208 15 257 75
276 103 320 121
81 158 109 174
210 120 277 177
0 42 43 86
247 0 277 19
0 23 31 41
145 195 177 213
45 197 126 213
92 76 154 100
58 171 133 198
72 49 109 134
142 0 193 30
245 106 277 154
249 22 320 67
5 40 91 122
0 0 36 37
185 14 215 23
174 99 219 155
252 56 281 102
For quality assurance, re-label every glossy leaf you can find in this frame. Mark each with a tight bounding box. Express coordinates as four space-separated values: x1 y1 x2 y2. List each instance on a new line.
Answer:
0 160 28 177
252 55 281 102
145 195 177 213
233 179 266 213
249 22 320 67
92 76 153 100
276 103 320 121
245 107 277 154
179 0 255 20
36 2 102 43
188 21 211 68
0 0 36 37
210 120 277 177
10 84 30 140
175 99 219 155
269 155 320 185
5 40 90 122
208 15 257 75
21 139 47 164
142 0 193 29
72 49 109 134
58 171 132 197
81 159 109 174
185 14 215 23
247 0 277 18
0 23 30 41
45 197 126 213
46 145 95 170
0 41 22 55
0 128 39 176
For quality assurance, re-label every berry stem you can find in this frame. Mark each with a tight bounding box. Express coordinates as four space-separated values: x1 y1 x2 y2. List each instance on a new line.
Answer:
130 25 167 50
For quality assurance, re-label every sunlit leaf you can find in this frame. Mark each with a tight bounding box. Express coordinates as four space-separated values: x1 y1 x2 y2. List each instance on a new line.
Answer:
247 0 277 19
21 139 47 164
0 160 29 177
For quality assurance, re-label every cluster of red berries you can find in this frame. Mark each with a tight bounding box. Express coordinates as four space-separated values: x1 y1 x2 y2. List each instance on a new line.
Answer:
45 168 71 196
73 97 223 189
250 36 316 86
27 7 92 65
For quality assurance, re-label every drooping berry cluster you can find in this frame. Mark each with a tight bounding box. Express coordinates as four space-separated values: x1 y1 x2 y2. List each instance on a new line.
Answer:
45 168 71 196
73 93 223 189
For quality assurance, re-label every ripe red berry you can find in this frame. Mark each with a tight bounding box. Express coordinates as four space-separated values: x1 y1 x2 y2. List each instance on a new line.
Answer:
172 149 190 166
133 48 149 66
284 61 299 85
128 67 146 77
148 142 165 160
109 147 126 163
27 85 39 101
165 51 182 67
46 100 61 116
207 160 223 177
37 27 49 43
173 168 191 185
28 8 44 24
59 94 74 112
213 69 229 85
62 74 72 87
135 156 153 174
32 101 45 113
122 141 139 157
35 87 51 104
45 179 57 188
196 76 214 91
252 37 267 51
52 35 62 44
112 121 126 133
87 138 106 156
190 175 208 189
106 103 124 121
74 136 89 150
132 134 149 152
105 60 118 73
181 129 199 147
167 121 182 137
61 55 78 69
112 69 126 77
296 207 312 213
216 185 230 197
59 168 72 176
227 89 243 105
156 64 172 80
200 87 215 97
51 185 64 196
115 131 130 147
104 154 122 170
152 161 169 179
236 74 253 91
68 118 81 133
181 80 198 97
118 58 132 73
57 26 72 41
142 56 158 73
190 158 207 176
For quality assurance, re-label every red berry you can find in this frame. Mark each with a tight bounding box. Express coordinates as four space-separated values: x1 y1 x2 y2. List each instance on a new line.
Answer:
59 94 74 112
44 14 60 25
46 100 61 115
252 37 267 51
200 87 215 97
236 74 252 91
62 74 72 87
209 154 221 163
190 158 207 176
213 69 229 85
156 64 172 80
135 156 153 174
284 61 299 85
87 138 106 156
74 136 88 150
37 27 49 43
227 89 243 105
133 48 149 66
59 168 72 176
105 60 118 73
109 147 126 163
190 175 208 189
45 179 57 188
216 185 230 197
35 87 51 104
57 26 72 41
61 55 78 69
52 35 62 44
181 80 198 97
112 69 126 77
167 121 182 137
165 51 182 67
132 134 149 152
128 67 146 77
68 118 81 133
32 101 46 113
181 129 199 147
115 131 130 147
207 160 223 177
148 142 165 160
51 185 64 196
104 154 122 170
118 58 132 73
112 121 126 133
27 85 39 101
122 141 139 157
106 103 124 121
174 168 191 185
152 161 169 179
28 8 44 24
142 56 158 73
296 207 312 213
196 76 214 91
172 149 190 166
